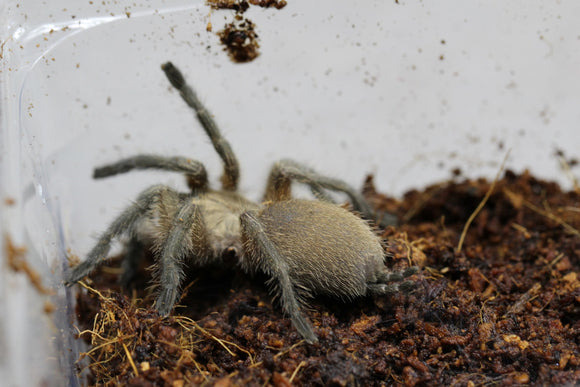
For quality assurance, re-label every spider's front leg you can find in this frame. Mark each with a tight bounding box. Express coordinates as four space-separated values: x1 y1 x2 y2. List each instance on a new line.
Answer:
65 185 180 285
153 198 207 316
162 62 240 192
239 211 318 344
93 155 209 192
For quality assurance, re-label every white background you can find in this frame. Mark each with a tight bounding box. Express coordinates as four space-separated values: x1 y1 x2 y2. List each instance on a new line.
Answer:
1 0 579 385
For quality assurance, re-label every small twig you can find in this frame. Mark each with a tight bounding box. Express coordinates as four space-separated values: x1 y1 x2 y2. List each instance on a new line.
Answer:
504 283 542 317
80 281 135 331
439 215 452 243
250 339 307 370
479 295 497 325
511 223 531 238
399 232 414 267
122 341 139 376
274 339 305 359
79 281 107 300
192 358 209 382
75 327 108 342
505 187 580 236
177 278 199 303
81 334 136 358
456 150 511 254
537 291 555 313
91 312 102 345
522 199 580 237
547 253 565 268
289 360 307 383
422 266 444 280
78 356 115 376
562 206 580 213
174 315 255 364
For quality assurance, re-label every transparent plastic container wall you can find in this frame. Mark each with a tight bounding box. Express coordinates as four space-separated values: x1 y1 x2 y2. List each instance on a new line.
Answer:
1 0 579 385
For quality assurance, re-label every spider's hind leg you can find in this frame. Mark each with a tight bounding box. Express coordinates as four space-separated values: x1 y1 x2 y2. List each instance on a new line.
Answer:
264 159 397 226
239 211 318 344
368 266 419 296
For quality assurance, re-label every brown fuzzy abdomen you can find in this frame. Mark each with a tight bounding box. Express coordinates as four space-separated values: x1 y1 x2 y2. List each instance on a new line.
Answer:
252 199 385 298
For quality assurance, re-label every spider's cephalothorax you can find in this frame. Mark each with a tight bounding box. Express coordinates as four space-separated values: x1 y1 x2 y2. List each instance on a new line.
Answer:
66 62 417 343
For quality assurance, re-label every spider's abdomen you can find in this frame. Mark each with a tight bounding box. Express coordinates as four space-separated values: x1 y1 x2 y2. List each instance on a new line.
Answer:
241 199 385 299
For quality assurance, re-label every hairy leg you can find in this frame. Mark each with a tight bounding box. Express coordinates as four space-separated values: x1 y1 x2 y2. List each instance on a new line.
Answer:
154 199 204 316
264 159 396 226
66 185 179 285
240 211 318 344
369 266 418 295
93 155 209 191
162 62 240 191
309 185 336 203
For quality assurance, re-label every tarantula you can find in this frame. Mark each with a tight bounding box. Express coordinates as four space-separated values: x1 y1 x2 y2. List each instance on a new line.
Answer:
66 62 417 343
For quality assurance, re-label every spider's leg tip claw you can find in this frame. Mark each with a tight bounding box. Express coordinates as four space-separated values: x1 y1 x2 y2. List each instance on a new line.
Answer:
161 62 185 90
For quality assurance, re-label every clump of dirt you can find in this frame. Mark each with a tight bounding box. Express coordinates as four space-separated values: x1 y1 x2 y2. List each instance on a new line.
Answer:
74 170 580 386
207 0 250 13
207 0 287 63
217 17 260 63
208 0 287 11
248 0 287 9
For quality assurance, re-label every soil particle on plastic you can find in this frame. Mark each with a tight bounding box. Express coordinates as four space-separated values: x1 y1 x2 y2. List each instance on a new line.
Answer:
248 0 287 8
208 0 287 10
5 235 53 295
207 0 286 62
217 18 260 63
75 170 580 386
208 0 250 12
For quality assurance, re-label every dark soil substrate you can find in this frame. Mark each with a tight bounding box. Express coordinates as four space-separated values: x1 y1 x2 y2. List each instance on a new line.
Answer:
73 170 580 386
